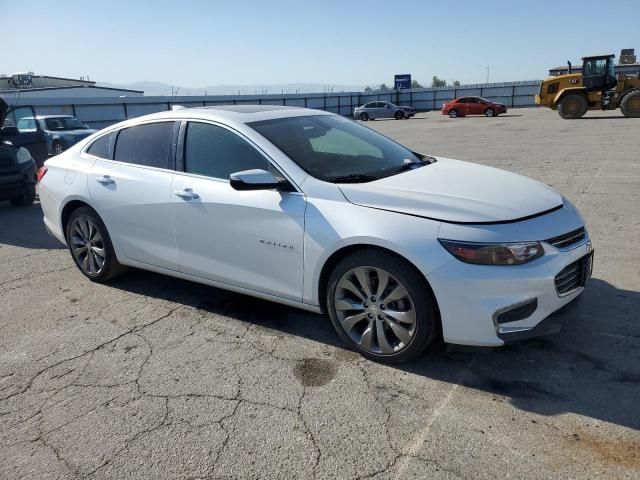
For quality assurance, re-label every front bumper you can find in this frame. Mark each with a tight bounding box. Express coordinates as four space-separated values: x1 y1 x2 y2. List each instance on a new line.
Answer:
427 235 592 347
0 162 37 201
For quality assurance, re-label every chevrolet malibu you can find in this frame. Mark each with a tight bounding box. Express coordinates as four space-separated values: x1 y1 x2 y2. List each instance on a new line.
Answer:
39 106 592 362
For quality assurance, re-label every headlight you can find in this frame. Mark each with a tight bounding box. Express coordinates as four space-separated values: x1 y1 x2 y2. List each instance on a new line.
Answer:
17 147 33 165
438 239 544 265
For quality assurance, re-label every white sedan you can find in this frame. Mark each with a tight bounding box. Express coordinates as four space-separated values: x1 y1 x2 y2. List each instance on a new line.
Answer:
38 106 592 362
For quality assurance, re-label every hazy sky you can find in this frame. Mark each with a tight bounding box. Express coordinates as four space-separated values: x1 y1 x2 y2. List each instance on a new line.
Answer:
2 0 638 87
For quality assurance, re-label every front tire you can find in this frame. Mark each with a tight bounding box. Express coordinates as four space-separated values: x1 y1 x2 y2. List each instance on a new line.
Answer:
448 109 458 118
394 111 404 120
10 187 36 207
359 112 369 121
484 108 495 117
66 206 126 282
620 89 640 118
326 249 439 363
557 93 588 119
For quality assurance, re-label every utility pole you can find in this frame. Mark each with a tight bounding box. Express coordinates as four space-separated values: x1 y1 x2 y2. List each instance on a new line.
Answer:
486 66 490 84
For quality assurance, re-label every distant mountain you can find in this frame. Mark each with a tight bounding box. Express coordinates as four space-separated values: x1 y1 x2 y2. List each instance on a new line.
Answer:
97 81 367 96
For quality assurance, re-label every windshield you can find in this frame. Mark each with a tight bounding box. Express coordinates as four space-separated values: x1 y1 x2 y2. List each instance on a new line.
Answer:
249 115 429 183
45 117 86 131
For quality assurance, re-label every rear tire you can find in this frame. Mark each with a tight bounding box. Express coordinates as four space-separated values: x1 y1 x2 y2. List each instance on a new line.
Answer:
359 112 369 121
326 248 440 363
65 206 126 282
448 109 458 118
484 108 495 117
620 89 640 118
557 93 588 119
10 187 36 207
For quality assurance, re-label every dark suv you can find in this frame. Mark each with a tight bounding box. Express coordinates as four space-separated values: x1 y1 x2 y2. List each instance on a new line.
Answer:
0 98 39 207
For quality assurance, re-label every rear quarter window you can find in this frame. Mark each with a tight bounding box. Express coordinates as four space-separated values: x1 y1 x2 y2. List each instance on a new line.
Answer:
86 132 115 159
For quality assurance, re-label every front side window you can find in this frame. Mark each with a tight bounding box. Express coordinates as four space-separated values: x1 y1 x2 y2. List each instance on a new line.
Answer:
184 122 269 180
114 122 174 169
2 106 35 129
249 115 428 183
16 117 37 132
584 59 607 76
45 117 87 131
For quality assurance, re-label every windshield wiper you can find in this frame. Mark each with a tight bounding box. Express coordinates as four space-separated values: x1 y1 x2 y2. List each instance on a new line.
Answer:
327 173 379 183
383 162 425 176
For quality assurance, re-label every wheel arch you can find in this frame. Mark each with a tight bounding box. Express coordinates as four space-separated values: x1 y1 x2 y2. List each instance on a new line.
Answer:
316 243 441 321
60 199 98 239
553 87 587 108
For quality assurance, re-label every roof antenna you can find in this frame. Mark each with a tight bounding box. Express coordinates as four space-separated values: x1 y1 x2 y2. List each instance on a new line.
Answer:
567 60 572 74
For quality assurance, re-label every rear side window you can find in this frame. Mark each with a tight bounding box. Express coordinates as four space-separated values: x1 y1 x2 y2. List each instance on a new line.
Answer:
114 122 174 169
184 122 268 180
87 132 114 159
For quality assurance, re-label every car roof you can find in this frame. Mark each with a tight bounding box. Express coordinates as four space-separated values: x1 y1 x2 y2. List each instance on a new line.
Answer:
124 105 333 126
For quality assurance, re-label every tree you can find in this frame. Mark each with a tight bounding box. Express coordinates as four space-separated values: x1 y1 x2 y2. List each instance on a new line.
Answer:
364 86 372 94
431 76 447 88
379 83 390 92
453 80 461 87
411 79 423 89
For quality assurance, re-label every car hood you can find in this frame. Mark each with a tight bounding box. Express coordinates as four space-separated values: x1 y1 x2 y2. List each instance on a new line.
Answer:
337 157 563 223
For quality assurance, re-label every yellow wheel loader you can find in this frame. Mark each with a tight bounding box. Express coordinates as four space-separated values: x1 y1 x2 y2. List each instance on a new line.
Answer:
535 54 640 119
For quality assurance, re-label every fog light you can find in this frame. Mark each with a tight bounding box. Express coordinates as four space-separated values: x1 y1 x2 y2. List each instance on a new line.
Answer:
493 298 538 325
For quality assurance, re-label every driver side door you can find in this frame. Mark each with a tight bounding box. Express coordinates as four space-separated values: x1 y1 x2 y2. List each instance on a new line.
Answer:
2 106 48 165
171 121 306 301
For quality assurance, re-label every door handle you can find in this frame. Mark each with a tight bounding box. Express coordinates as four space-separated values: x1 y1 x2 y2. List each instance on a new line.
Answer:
173 188 199 200
95 175 115 185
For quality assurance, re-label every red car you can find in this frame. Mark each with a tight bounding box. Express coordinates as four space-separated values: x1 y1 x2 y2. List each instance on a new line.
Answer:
442 97 507 118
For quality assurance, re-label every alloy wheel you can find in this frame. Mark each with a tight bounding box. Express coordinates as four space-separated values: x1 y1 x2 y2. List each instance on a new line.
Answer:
333 266 416 355
69 216 105 275
54 143 64 155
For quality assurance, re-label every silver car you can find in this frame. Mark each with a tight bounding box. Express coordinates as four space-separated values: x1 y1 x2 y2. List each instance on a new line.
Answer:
354 101 415 121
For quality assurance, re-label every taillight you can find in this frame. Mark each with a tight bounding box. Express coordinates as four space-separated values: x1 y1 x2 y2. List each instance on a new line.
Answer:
37 166 48 184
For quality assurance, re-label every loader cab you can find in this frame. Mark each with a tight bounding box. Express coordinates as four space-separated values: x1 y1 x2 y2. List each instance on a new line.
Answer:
581 55 617 92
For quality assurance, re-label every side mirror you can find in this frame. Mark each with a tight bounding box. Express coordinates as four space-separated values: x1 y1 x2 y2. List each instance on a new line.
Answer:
229 169 292 191
1 126 19 136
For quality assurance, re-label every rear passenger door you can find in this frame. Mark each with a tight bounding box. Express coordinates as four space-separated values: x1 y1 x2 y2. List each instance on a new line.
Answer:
87 121 180 271
457 98 471 115
466 97 482 115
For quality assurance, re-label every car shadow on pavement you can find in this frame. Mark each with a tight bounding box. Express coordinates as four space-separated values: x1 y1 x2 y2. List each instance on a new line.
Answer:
0 201 65 250
580 116 630 120
109 269 640 432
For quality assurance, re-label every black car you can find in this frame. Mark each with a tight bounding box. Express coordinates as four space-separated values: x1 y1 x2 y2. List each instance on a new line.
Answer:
0 98 39 207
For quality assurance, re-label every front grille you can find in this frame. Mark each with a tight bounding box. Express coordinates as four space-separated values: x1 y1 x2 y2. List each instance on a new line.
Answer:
545 227 586 249
554 253 593 295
